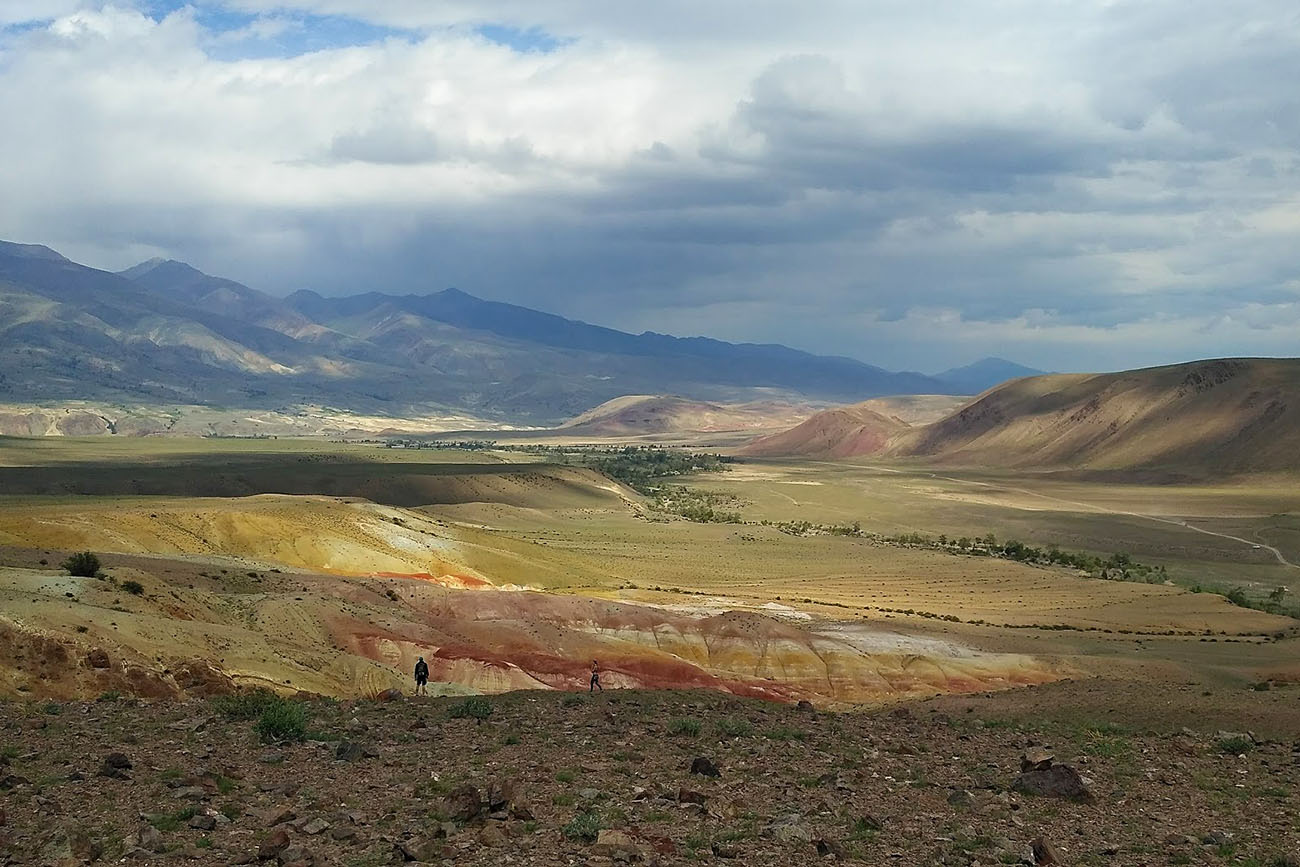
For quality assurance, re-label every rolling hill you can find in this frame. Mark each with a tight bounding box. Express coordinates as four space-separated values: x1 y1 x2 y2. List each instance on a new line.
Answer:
739 403 911 458
0 239 977 427
891 357 1300 473
742 358 1300 474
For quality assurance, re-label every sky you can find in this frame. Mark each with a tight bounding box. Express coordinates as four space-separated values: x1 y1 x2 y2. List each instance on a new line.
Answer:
0 1 1297 374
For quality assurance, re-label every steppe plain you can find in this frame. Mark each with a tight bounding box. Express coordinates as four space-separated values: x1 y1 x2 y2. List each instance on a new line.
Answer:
2 434 1300 866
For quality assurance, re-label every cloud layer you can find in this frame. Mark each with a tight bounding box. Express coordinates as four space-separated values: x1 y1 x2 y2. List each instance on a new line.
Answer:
1 1 1297 372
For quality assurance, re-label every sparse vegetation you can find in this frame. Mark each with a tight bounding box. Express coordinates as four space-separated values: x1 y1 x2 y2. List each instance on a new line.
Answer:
254 699 308 743
448 696 493 721
61 551 101 577
667 717 702 737
120 579 145 595
562 810 602 842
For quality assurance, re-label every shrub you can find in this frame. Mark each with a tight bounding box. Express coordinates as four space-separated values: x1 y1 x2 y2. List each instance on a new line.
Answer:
211 688 283 721
255 700 308 743
668 717 701 737
1218 735 1255 755
448 695 493 721
121 580 145 595
715 718 753 738
61 552 101 577
562 810 602 842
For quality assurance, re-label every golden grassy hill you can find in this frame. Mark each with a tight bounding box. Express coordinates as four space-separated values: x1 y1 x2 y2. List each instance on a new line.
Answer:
890 357 1300 472
738 404 909 458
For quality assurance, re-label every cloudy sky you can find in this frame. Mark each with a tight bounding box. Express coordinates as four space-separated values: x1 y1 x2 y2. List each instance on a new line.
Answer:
1 1 1297 373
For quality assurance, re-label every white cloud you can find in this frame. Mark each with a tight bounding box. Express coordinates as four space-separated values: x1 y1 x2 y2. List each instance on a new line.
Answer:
0 1 1297 371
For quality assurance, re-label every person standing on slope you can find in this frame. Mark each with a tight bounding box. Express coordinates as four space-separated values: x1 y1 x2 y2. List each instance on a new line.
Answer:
589 659 603 693
414 656 429 696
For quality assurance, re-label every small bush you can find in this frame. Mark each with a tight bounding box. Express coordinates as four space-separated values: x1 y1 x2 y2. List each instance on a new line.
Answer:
61 552 101 578
121 580 145 595
1218 735 1255 755
212 688 282 721
255 700 308 743
562 810 602 842
715 718 753 738
561 694 585 708
764 726 807 742
448 696 493 721
668 717 702 737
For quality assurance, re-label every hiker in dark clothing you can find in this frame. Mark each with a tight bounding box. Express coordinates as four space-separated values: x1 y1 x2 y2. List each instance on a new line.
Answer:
414 656 429 696
589 659 602 693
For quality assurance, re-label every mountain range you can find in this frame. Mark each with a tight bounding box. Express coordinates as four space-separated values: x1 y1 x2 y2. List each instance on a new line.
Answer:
0 240 1041 425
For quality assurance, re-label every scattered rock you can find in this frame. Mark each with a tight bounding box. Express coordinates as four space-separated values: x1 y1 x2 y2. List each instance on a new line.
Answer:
443 783 483 822
1013 764 1095 802
1020 748 1054 772
257 827 291 861
189 814 218 831
593 829 642 860
135 824 165 854
97 753 132 779
677 788 707 805
334 740 377 762
477 824 507 847
1031 836 1062 865
278 843 314 866
262 806 296 828
765 814 815 844
396 834 449 862
947 789 975 809
690 756 720 777
815 837 845 859
300 817 330 836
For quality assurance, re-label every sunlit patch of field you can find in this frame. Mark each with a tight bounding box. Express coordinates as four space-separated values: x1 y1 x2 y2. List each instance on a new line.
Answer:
694 460 1300 594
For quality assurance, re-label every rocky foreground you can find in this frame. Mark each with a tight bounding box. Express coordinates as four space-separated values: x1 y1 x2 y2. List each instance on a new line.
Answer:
1 688 1298 867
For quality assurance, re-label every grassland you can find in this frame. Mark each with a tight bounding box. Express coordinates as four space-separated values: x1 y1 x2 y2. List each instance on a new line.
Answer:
1 436 1296 704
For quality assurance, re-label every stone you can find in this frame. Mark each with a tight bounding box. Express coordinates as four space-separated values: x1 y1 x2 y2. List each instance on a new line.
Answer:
189 814 218 831
97 753 132 780
690 756 720 777
855 813 884 832
592 829 641 860
334 740 372 762
795 700 815 712
444 784 483 822
1012 764 1095 802
1031 836 1062 865
301 817 330 836
765 814 815 844
815 837 845 859
257 827 290 861
396 835 449 862
947 789 975 809
677 788 707 805
263 806 296 828
86 648 111 669
1020 748 1054 772
278 844 314 867
137 825 166 854
478 825 507 847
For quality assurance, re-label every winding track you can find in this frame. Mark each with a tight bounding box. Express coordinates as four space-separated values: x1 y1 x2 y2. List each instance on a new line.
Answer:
857 464 1299 570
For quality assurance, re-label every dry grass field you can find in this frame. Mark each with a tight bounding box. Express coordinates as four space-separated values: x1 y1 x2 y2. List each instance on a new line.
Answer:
1 436 1296 707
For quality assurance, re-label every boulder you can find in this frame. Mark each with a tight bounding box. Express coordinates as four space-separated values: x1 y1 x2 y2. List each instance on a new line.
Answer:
677 788 707 805
97 753 132 780
690 756 720 777
334 740 376 762
443 784 483 822
257 827 291 861
1031 836 1062 865
592 829 642 860
1012 764 1094 803
86 649 111 669
765 814 815 844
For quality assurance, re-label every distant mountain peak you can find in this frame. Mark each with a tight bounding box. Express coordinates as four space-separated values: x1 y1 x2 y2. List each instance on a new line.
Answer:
0 240 69 262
